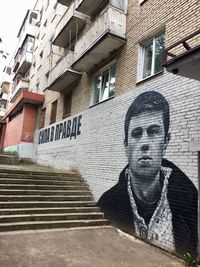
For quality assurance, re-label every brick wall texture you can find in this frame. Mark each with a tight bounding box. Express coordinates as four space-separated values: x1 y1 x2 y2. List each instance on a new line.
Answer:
28 0 200 259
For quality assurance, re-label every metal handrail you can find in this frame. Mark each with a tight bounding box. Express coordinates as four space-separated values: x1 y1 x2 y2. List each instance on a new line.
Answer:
163 29 200 66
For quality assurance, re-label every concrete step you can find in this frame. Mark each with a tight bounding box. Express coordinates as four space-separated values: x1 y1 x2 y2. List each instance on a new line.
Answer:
0 173 82 181
0 201 97 208
0 178 83 185
0 195 93 202
0 219 109 231
0 167 108 232
0 184 88 190
0 155 19 165
0 169 77 176
0 189 91 196
0 206 101 215
0 212 105 223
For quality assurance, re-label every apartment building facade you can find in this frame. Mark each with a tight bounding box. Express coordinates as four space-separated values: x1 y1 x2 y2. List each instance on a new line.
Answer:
1 0 200 260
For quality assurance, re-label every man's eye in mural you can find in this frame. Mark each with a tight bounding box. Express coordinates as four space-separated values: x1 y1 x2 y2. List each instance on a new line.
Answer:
147 125 160 137
131 127 142 139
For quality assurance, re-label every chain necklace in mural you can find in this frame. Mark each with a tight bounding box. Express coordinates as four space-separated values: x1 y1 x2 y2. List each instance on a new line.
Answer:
126 167 172 241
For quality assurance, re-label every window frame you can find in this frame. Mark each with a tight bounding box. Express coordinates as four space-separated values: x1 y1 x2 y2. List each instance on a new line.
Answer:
63 91 72 119
50 100 58 124
45 72 49 89
139 32 165 81
36 82 40 93
91 61 116 106
139 0 146 4
39 108 46 129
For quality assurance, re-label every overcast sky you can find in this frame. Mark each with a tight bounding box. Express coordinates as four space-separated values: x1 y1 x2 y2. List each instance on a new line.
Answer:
0 0 36 80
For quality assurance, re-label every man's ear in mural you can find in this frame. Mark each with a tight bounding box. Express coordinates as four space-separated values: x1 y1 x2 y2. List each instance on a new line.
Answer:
124 139 128 157
163 132 171 156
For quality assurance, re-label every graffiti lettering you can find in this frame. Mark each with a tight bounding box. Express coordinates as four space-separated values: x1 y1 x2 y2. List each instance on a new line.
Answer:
38 115 82 144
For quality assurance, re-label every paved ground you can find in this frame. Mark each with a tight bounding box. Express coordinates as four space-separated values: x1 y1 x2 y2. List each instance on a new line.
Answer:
0 226 185 267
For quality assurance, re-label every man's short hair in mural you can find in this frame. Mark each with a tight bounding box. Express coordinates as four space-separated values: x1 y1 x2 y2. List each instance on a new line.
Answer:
97 90 197 257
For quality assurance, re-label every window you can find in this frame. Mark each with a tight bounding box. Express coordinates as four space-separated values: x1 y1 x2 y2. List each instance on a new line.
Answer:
110 0 128 13
47 39 53 56
50 100 57 124
39 51 43 59
9 108 23 122
93 64 116 105
63 91 72 118
45 72 49 88
140 32 165 80
40 108 46 128
45 0 50 10
36 82 40 93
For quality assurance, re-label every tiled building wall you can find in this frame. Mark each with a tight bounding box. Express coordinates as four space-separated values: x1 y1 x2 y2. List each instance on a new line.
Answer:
22 104 38 142
35 71 199 256
36 0 200 127
36 71 199 196
33 0 200 259
3 113 23 147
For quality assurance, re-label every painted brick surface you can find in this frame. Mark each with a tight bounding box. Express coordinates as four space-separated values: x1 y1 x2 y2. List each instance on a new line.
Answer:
12 0 200 259
35 71 199 257
3 113 23 147
36 71 199 196
22 104 38 142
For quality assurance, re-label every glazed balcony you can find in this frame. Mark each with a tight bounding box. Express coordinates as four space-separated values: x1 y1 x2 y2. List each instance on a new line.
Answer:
15 51 32 76
1 81 10 95
57 0 73 6
10 78 29 103
0 106 7 118
52 1 88 49
164 29 200 81
17 24 36 49
13 49 22 73
72 5 126 72
47 51 82 92
13 36 34 75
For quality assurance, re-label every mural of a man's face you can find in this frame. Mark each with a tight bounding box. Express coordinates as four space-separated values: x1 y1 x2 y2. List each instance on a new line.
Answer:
125 110 169 180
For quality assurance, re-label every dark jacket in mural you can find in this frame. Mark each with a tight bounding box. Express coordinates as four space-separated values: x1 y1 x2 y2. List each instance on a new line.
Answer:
97 158 198 257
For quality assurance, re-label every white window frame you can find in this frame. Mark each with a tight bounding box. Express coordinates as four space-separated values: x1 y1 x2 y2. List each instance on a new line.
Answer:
91 61 116 106
139 32 165 81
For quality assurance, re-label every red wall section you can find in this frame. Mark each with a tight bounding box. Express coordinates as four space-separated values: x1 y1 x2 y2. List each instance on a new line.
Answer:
3 113 23 147
3 103 38 148
21 104 37 143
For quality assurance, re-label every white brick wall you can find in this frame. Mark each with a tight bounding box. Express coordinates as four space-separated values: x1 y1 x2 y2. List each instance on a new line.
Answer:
35 71 200 200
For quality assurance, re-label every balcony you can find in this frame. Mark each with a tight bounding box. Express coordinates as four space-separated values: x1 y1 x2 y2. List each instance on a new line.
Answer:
47 51 82 92
4 91 44 120
0 107 6 118
75 0 108 17
15 51 32 76
13 36 34 76
75 0 128 17
52 1 88 48
72 5 126 72
1 82 10 94
13 48 21 73
10 79 29 104
57 0 73 6
164 29 200 81
17 24 36 49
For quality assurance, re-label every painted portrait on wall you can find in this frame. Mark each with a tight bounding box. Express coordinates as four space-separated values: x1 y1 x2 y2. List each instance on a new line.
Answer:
97 91 197 257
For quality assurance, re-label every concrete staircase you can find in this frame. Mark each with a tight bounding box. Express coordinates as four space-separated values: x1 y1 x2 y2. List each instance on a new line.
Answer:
0 168 109 231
